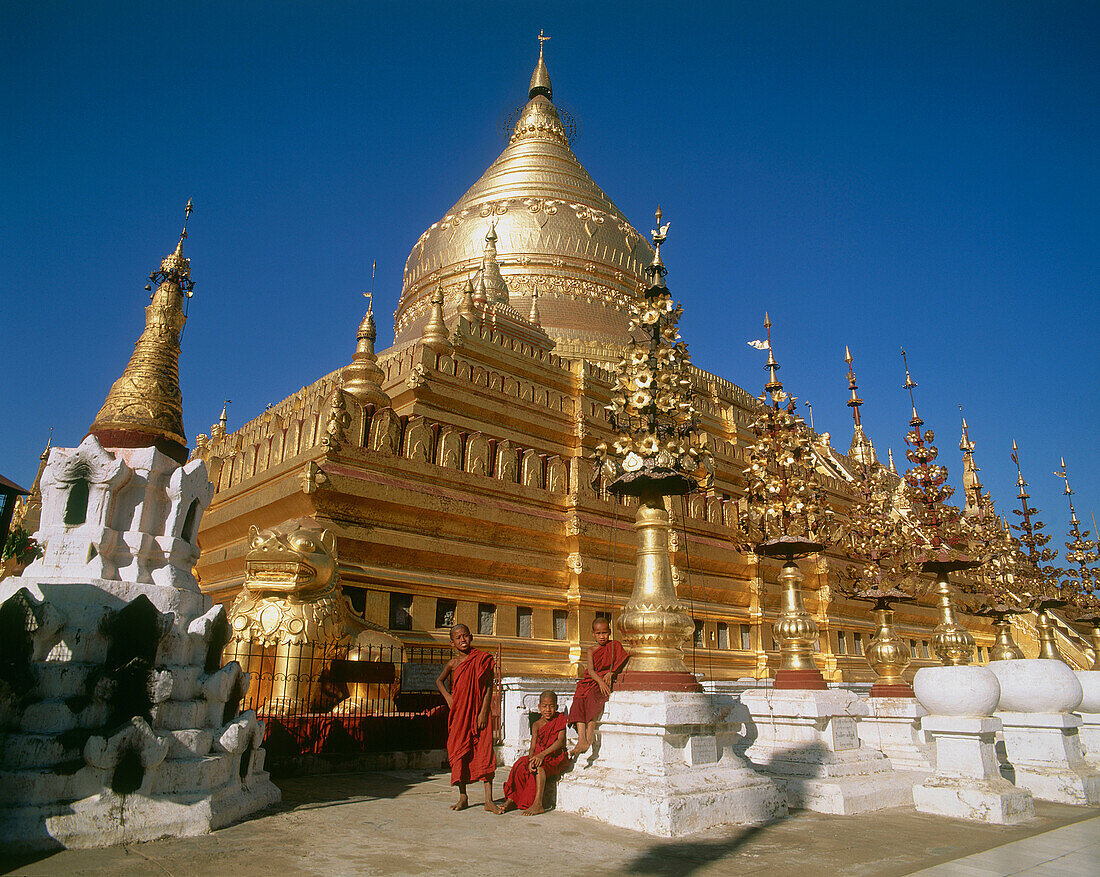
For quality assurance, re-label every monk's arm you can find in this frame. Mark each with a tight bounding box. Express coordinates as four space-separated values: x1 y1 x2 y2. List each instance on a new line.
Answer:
435 660 455 708
589 648 611 695
531 727 566 769
583 647 598 681
476 668 493 730
527 717 544 756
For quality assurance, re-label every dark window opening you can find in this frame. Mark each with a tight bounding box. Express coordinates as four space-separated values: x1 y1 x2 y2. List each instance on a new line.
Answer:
435 599 456 630
552 610 568 641
65 477 90 526
388 593 413 631
478 603 495 636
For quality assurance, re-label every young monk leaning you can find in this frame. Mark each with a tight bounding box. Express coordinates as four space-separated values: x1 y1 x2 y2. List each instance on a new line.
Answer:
495 690 569 815
567 617 628 758
436 623 496 811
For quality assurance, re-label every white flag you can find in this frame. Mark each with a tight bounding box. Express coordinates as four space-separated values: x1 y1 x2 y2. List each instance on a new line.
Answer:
748 339 770 350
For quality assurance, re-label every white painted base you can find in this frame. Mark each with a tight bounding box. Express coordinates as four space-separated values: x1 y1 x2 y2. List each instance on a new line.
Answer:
739 688 914 814
1078 713 1100 769
555 690 785 837
499 677 577 766
996 711 1100 806
915 716 1034 825
858 697 934 773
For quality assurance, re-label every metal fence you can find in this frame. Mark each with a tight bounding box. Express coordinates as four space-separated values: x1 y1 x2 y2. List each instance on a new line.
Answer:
227 641 504 768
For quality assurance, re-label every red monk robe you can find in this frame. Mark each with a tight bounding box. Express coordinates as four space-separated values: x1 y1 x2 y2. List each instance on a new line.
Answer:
567 639 629 725
446 648 496 785
503 712 569 809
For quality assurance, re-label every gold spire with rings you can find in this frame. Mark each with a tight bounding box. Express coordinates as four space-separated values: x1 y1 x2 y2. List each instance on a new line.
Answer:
530 29 552 99
343 261 390 408
394 32 653 362
89 200 195 463
845 345 877 466
421 284 452 354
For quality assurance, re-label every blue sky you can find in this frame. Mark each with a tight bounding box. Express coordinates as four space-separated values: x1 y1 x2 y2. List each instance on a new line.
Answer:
2 1 1097 545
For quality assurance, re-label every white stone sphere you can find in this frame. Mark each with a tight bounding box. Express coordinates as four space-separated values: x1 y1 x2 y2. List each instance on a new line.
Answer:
914 665 1000 717
1074 671 1100 714
988 659 1083 713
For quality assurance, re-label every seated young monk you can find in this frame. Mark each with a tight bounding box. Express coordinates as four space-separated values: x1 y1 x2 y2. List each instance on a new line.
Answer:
496 690 569 815
436 624 496 811
567 617 628 758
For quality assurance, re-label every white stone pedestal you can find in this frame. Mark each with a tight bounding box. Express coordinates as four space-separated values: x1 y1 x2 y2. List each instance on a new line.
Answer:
1074 670 1100 768
987 659 1100 806
858 697 934 773
914 716 1035 824
555 690 785 837
996 712 1100 805
912 665 1034 825
739 688 914 814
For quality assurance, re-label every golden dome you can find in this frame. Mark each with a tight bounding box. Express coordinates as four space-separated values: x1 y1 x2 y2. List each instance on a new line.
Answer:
395 46 653 362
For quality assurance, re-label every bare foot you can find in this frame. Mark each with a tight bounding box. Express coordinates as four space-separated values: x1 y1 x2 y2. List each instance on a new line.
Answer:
483 799 497 813
491 800 516 814
451 795 469 811
522 804 546 816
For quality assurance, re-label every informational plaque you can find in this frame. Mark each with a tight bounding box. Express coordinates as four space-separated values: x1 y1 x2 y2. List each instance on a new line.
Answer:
401 662 444 692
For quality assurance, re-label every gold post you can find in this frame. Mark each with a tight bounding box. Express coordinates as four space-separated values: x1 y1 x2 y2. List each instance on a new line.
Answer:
615 490 695 677
990 618 1025 661
772 560 820 674
866 605 914 694
931 575 976 665
1036 610 1064 661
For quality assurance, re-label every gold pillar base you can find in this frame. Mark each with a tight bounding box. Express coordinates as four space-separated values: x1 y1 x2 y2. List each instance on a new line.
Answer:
931 577 975 666
1089 626 1100 671
990 619 1025 661
614 489 700 692
772 560 827 690
867 606 914 697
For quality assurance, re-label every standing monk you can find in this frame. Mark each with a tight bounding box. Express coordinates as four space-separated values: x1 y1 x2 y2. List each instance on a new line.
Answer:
568 617 628 758
436 623 496 811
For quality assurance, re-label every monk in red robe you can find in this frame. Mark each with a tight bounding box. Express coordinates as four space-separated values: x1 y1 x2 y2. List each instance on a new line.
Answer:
436 624 496 811
496 690 569 815
568 617 628 758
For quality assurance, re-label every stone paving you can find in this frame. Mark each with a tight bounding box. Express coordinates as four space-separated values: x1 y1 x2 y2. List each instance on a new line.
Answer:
1 771 1097 876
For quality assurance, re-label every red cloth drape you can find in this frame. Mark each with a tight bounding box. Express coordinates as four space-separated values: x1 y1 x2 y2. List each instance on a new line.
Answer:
446 648 495 785
503 712 569 808
567 640 628 724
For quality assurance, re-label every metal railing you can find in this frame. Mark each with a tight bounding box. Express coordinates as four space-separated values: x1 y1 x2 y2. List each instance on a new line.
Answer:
227 641 454 763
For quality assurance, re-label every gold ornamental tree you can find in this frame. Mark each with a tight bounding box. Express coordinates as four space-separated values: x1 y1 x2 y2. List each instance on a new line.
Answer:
738 316 835 690
591 210 713 692
836 347 920 694
1056 460 1100 668
898 351 982 666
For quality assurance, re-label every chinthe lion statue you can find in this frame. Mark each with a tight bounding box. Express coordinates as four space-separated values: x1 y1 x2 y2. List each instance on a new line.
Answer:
225 518 400 715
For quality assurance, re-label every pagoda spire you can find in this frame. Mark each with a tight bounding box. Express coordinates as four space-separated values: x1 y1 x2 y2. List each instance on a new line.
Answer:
530 29 552 100
89 200 195 463
343 272 390 408
959 411 982 513
421 285 452 354
845 345 876 466
480 222 510 304
458 274 478 323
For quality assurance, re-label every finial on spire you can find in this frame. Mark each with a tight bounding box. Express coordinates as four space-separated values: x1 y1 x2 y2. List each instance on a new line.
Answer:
365 259 376 314
421 284 452 354
529 30 553 100
901 347 921 428
763 313 782 396
845 345 863 427
887 447 897 474
646 206 669 289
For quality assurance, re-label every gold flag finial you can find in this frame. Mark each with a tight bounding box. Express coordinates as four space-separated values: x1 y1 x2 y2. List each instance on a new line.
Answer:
901 347 921 427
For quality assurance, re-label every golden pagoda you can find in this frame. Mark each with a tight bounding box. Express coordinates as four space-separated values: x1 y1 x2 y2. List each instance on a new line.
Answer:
192 39 1097 681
